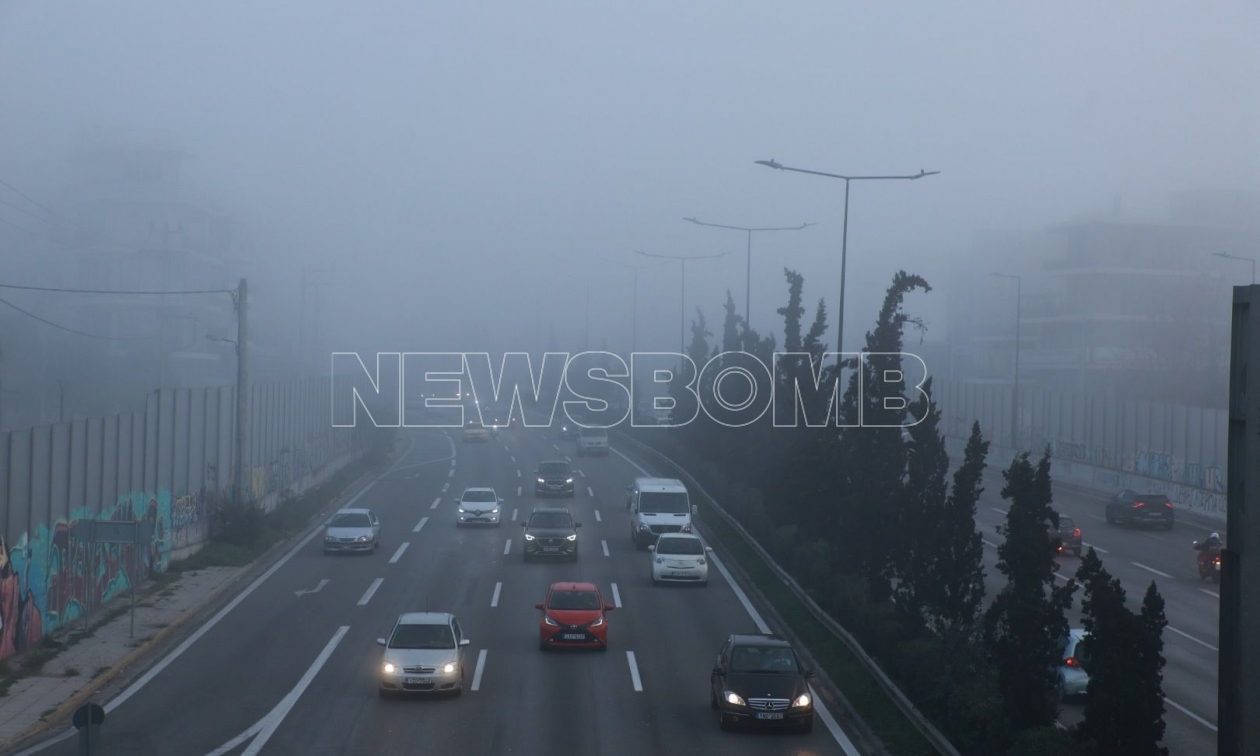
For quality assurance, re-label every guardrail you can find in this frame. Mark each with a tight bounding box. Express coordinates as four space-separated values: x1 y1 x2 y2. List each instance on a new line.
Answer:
614 431 961 756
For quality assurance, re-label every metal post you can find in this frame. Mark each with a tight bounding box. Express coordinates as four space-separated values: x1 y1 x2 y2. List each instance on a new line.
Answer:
837 178 851 357
631 268 639 354
678 259 686 355
745 229 752 333
234 278 248 505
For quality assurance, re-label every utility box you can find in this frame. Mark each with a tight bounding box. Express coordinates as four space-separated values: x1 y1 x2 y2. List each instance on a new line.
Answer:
1222 285 1260 754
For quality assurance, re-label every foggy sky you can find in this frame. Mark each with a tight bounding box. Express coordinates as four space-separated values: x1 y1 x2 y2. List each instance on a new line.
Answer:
2 1 1257 360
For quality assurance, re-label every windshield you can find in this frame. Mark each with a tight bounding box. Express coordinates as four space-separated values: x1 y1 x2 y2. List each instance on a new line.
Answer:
639 491 689 514
656 537 703 555
529 512 573 529
462 490 496 503
730 646 798 673
538 462 571 476
329 513 370 528
389 623 455 649
579 428 607 439
549 591 601 610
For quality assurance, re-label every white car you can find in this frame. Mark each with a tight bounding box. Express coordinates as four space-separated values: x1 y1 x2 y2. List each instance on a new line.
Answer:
457 487 503 526
323 508 381 554
577 427 609 456
1058 628 1091 699
377 612 471 697
649 533 711 586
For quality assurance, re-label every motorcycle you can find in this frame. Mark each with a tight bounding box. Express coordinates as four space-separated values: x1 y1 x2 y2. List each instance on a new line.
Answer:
1193 541 1222 583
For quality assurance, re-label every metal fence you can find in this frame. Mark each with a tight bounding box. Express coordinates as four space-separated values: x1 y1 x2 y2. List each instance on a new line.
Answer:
0 378 357 661
935 380 1227 514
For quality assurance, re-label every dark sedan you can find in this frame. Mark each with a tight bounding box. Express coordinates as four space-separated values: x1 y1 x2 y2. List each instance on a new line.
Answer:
534 460 575 497
710 634 814 733
1105 489 1175 529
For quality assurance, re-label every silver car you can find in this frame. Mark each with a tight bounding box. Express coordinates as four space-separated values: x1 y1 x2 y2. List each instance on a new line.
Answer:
457 487 502 526
377 612 470 697
323 508 381 554
1058 628 1091 699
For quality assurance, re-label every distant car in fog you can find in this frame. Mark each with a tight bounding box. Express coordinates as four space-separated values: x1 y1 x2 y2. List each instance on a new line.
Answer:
535 460 575 497
577 427 609 456
457 487 502 526
1052 514 1082 557
1105 490 1174 529
462 420 490 442
323 508 381 554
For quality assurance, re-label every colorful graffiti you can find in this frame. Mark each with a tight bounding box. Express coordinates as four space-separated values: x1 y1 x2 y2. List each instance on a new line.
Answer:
1052 439 1225 495
0 492 171 663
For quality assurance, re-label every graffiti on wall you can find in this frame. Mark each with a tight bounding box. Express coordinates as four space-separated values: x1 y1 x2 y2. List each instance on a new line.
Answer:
0 492 171 662
1052 440 1224 495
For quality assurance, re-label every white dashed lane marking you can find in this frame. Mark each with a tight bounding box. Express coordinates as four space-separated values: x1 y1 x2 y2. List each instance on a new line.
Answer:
357 578 383 606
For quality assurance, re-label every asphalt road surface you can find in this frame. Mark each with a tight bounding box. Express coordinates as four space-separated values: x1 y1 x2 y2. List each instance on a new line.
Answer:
15 428 857 756
973 460 1219 755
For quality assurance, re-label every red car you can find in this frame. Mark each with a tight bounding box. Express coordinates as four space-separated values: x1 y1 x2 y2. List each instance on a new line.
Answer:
535 582 614 651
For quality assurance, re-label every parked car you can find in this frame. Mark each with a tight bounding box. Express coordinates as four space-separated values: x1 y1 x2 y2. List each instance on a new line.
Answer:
1058 628 1092 699
521 507 581 561
1053 514 1083 557
576 427 609 456
535 582 613 651
376 612 470 697
710 634 815 732
649 533 712 586
534 460 575 497
323 508 380 554
456 487 502 526
1105 490 1175 529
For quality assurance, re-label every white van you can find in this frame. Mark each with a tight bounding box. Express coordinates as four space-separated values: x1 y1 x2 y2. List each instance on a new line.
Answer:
576 427 609 456
626 477 696 549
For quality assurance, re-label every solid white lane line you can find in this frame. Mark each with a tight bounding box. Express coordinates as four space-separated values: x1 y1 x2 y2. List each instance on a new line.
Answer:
602 540 610 557
358 578 384 606
242 626 350 755
431 497 441 509
594 509 602 523
1168 625 1218 652
1132 561 1173 579
626 651 643 692
413 517 429 533
503 539 512 555
491 582 502 608
471 649 488 691
587 486 594 497
1200 588 1220 598
811 684 862 755
82 434 416 723
611 582 622 607
1164 696 1217 731
389 543 410 564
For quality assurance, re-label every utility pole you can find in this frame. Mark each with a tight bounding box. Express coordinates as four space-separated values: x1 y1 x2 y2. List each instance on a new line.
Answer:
993 273 1022 449
234 277 248 505
634 250 727 355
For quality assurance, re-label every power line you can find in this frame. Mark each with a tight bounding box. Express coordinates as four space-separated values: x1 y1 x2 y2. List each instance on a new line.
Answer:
0 177 67 224
0 282 235 296
0 295 151 341
0 195 63 227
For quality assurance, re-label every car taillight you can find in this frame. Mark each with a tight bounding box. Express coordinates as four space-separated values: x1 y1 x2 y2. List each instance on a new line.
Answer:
1072 527 1081 538
1133 501 1146 508
1165 501 1175 509
1064 657 1080 668
1214 555 1222 565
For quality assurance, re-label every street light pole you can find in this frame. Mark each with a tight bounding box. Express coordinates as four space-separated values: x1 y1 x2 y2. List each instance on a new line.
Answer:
1213 251 1256 284
682 217 813 334
993 273 1021 449
634 250 727 355
234 278 248 504
755 159 939 358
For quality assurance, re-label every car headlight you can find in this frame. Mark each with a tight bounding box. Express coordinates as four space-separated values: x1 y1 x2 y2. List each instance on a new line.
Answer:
565 478 574 484
655 557 664 564
356 535 369 542
458 507 466 513
681 524 693 533
537 478 546 484
697 557 706 565
566 534 577 541
491 508 499 514
589 616 605 628
724 691 745 706
543 615 559 626
324 534 334 541
524 533 536 541
792 693 812 708
639 523 652 532
382 662 396 674
442 662 457 675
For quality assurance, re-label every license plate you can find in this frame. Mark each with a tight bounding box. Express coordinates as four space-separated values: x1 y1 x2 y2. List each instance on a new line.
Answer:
562 633 585 640
756 713 784 720
542 547 559 553
405 677 425 684
669 573 689 579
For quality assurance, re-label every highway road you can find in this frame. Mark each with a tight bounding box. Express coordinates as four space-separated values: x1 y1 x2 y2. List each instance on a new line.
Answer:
15 427 857 756
972 460 1220 755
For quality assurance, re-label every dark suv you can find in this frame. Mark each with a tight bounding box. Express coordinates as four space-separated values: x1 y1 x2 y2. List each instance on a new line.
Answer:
521 508 581 561
1105 490 1175 529
710 634 815 733
1052 514 1083 557
535 460 575 497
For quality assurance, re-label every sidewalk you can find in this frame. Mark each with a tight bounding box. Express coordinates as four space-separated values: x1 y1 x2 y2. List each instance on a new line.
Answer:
0 565 243 750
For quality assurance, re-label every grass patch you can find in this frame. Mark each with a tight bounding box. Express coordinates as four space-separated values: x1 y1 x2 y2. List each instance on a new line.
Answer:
698 505 937 756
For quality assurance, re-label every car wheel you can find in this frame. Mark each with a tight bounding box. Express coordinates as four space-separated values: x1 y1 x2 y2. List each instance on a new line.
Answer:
710 690 719 710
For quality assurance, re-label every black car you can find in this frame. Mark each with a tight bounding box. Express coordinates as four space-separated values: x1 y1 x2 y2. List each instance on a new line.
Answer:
1052 514 1083 557
521 507 581 561
710 634 815 733
1105 490 1175 529
535 460 575 497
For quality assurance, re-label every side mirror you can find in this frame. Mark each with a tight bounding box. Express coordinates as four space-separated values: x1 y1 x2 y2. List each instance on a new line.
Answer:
711 666 723 676
705 546 714 553
534 602 544 610
575 522 583 528
376 638 386 646
498 497 504 502
691 504 698 515
805 669 816 679
459 639 471 647
648 544 656 552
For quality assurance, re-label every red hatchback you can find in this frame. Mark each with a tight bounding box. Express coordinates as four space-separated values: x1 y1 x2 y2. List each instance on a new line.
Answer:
535 582 614 651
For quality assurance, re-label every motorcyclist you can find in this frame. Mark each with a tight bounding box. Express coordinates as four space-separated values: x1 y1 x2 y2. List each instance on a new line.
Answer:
1195 532 1223 552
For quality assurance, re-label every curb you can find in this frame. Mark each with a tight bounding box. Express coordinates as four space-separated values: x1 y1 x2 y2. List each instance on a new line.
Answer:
1 443 390 755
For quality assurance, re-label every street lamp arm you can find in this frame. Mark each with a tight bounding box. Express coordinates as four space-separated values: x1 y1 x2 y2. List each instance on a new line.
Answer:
635 249 727 261
684 216 816 232
756 159 940 182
